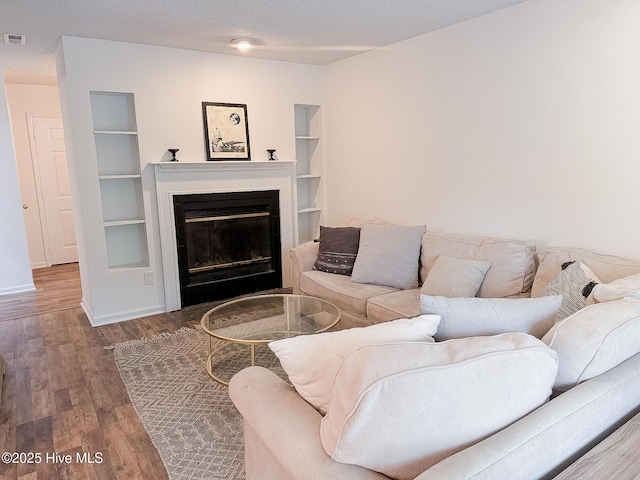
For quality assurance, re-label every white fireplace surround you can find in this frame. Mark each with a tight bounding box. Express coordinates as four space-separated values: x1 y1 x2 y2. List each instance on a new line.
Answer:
153 161 297 312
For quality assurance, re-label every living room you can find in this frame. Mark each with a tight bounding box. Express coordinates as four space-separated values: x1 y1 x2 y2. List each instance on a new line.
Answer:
1 0 639 320
1 0 640 478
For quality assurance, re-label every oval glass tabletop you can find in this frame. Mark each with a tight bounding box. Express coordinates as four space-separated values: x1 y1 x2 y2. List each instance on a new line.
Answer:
201 294 341 343
200 294 341 384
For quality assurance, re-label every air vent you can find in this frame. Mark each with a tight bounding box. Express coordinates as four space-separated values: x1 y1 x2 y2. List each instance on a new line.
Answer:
4 33 26 46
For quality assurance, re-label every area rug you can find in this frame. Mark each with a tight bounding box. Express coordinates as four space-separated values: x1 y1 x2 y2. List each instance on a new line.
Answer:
113 326 285 480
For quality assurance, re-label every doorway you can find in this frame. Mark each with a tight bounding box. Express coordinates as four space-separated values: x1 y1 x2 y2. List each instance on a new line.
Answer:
27 115 78 265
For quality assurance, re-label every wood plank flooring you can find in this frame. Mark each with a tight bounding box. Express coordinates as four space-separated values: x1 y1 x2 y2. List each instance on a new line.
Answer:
0 264 237 480
553 411 640 479
0 264 82 323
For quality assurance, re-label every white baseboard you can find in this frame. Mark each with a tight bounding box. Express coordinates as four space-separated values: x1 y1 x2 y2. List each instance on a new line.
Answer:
0 283 36 296
80 299 95 324
85 304 167 327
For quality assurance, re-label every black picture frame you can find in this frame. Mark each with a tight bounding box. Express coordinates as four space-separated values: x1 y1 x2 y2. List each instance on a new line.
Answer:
202 102 251 161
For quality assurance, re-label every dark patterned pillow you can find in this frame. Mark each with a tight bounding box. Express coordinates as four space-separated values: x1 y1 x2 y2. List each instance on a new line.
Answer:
313 226 361 275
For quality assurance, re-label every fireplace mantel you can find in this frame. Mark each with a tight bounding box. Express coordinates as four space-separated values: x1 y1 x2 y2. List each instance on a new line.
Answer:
153 160 297 311
153 160 295 172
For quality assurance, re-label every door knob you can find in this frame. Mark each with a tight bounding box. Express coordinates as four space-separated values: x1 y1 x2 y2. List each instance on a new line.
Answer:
23 204 28 209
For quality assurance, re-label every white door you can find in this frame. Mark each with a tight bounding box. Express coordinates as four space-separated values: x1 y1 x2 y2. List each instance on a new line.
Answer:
30 116 78 265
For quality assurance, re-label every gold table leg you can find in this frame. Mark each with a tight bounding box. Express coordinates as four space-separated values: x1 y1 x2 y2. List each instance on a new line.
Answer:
205 340 257 386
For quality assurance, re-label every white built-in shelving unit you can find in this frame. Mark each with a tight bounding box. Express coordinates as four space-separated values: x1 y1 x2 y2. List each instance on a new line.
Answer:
90 91 149 269
294 104 323 244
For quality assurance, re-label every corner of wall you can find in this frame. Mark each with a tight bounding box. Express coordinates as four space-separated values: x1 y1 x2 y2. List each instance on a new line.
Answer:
0 72 35 294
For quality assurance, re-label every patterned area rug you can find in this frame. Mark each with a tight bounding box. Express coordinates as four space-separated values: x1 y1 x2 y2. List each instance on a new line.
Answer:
114 326 285 480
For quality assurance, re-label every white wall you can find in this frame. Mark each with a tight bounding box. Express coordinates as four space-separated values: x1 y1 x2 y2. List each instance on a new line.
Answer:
57 37 324 324
5 83 63 268
324 0 640 259
0 77 34 294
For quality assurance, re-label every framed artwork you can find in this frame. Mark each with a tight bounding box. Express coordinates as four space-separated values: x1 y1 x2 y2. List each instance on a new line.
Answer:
202 102 251 161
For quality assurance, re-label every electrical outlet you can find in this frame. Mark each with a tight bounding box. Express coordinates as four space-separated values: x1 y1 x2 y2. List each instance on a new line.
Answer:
144 271 154 285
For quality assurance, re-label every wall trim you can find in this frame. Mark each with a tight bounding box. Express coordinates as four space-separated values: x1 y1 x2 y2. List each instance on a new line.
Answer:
86 303 166 327
0 283 36 296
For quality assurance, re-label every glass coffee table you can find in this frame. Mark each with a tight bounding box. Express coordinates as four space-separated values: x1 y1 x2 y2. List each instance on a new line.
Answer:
200 294 341 385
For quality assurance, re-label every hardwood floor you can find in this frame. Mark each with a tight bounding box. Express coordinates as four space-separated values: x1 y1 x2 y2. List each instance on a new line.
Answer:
553 411 640 479
0 264 223 480
0 264 82 323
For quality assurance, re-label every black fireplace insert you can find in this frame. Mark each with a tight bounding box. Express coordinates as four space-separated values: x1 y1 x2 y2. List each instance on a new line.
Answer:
173 190 282 307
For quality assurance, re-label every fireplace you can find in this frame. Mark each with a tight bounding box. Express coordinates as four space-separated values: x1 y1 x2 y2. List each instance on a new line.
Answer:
173 190 282 306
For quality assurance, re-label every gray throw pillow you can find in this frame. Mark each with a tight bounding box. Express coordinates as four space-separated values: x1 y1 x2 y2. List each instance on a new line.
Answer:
351 224 426 290
313 226 361 276
421 255 491 297
420 294 563 340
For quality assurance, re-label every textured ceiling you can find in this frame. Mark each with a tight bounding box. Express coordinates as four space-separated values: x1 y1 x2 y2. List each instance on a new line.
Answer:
0 0 528 84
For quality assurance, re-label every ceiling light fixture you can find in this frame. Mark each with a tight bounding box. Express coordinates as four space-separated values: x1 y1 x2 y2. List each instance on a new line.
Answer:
230 38 253 51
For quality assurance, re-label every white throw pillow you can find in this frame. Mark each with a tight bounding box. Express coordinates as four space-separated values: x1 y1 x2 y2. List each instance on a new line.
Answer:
346 216 394 228
350 224 426 289
542 297 640 392
268 315 440 414
420 255 491 297
588 272 640 304
420 294 562 341
320 334 558 480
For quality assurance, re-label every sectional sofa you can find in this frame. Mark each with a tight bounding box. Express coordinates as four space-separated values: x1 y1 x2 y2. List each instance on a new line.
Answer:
229 224 640 479
290 229 540 329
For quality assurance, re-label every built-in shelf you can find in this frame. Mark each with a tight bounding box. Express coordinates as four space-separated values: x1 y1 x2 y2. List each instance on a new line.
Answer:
90 91 149 270
94 130 138 135
294 104 323 243
98 174 142 180
104 219 146 227
108 262 149 271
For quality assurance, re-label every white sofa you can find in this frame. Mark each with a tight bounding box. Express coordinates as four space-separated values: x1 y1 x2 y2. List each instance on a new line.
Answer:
290 231 539 329
230 232 640 479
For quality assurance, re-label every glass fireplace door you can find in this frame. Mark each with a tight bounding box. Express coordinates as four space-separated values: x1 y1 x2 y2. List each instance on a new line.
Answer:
185 211 272 277
173 190 282 307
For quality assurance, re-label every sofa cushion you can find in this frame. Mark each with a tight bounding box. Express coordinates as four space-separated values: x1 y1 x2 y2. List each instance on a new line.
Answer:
420 255 491 297
540 261 599 320
366 289 422 323
588 272 640 304
532 247 640 298
300 270 398 319
313 226 361 276
420 294 562 341
542 297 640 392
351 224 426 290
268 315 440 415
420 232 536 298
320 334 558 480
346 216 394 228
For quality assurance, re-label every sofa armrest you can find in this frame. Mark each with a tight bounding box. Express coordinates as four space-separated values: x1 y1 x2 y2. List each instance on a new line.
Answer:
229 367 388 480
289 241 319 294
414 352 640 480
